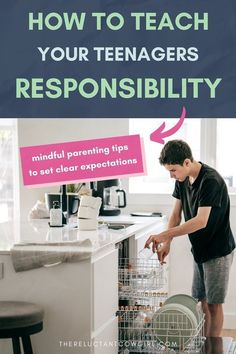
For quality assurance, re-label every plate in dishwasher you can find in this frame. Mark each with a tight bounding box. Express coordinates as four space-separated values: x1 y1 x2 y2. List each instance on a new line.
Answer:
151 303 198 350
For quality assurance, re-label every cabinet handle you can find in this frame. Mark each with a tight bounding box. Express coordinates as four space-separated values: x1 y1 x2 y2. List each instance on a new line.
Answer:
43 261 62 268
0 263 4 279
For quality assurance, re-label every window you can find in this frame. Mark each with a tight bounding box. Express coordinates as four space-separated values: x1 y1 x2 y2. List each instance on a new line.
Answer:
0 119 18 223
129 118 236 194
216 119 236 190
129 118 201 194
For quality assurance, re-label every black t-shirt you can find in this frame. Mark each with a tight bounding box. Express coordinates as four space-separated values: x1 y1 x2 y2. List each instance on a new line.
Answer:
172 163 235 263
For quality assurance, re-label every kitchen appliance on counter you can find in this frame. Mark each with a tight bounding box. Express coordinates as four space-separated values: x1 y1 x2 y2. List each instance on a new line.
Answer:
91 179 126 216
45 186 79 224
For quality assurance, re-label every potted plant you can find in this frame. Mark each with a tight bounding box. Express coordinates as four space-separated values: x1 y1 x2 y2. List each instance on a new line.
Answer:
66 183 84 194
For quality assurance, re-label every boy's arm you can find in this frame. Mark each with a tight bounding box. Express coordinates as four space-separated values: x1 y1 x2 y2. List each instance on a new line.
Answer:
145 206 211 254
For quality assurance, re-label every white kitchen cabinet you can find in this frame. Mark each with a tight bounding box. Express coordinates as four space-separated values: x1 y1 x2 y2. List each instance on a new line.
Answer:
92 317 118 354
0 249 118 354
93 250 118 331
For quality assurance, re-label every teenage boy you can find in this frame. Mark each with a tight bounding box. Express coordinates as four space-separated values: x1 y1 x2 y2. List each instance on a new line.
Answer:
145 140 235 337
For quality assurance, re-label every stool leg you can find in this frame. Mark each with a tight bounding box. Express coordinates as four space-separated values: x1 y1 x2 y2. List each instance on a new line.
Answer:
21 336 33 354
12 337 21 354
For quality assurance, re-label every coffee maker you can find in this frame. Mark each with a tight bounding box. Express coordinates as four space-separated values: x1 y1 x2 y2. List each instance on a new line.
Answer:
91 179 126 216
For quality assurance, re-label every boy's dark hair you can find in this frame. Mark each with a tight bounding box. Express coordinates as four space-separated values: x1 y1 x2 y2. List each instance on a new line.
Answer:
159 140 194 166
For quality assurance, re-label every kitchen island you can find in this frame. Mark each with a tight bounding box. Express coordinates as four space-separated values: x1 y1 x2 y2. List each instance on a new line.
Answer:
0 215 167 354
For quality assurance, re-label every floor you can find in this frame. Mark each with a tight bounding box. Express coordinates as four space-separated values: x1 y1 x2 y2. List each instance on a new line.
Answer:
222 329 236 340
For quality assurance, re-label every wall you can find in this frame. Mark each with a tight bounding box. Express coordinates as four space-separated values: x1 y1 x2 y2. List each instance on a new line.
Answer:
18 118 236 329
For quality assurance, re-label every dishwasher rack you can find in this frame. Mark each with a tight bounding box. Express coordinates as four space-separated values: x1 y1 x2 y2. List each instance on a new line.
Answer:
119 257 167 295
118 258 205 354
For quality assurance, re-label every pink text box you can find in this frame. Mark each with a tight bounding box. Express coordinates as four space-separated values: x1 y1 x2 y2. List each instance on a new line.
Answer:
20 135 146 187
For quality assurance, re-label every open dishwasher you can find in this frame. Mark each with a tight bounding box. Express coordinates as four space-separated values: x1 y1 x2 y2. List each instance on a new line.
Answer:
118 256 206 354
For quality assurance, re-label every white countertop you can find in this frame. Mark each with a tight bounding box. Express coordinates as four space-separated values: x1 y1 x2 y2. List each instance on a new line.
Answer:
0 215 167 256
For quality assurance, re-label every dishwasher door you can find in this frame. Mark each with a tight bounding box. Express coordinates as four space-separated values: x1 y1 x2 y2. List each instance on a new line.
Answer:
221 337 236 354
203 337 236 354
229 340 236 354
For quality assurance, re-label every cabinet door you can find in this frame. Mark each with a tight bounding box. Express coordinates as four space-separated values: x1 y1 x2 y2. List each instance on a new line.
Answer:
0 255 96 354
93 317 118 354
92 249 118 331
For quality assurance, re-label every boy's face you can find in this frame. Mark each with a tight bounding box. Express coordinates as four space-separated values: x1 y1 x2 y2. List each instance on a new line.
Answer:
164 160 190 182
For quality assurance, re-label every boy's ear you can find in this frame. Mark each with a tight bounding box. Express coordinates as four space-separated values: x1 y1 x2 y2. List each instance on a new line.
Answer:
184 159 191 167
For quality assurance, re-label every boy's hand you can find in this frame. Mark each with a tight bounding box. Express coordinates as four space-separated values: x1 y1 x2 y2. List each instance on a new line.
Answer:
157 242 171 264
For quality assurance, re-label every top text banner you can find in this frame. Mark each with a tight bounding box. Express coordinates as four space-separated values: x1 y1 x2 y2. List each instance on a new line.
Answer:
20 135 145 187
0 0 236 118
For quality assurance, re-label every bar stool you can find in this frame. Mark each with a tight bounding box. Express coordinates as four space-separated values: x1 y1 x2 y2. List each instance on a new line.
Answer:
0 301 44 354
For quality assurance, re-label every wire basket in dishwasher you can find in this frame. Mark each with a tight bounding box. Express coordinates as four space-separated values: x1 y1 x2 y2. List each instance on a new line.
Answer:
118 258 205 353
119 257 167 296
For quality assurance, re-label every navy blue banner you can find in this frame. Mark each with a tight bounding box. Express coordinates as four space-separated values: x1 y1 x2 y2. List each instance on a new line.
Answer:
0 0 236 118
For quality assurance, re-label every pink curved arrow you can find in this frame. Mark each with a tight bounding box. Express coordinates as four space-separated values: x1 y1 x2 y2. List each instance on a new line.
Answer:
150 106 186 144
